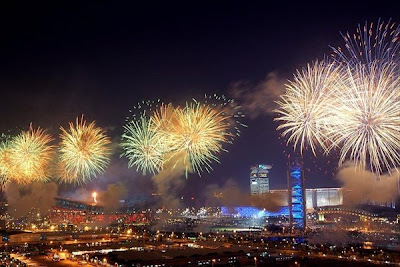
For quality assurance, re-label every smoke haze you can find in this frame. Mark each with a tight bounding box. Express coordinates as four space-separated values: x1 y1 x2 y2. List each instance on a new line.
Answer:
98 183 127 211
337 163 399 205
151 152 189 209
6 182 58 219
205 179 285 211
230 72 286 119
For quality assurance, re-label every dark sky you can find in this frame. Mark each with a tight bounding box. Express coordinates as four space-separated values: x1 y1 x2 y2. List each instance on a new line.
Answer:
1 1 400 197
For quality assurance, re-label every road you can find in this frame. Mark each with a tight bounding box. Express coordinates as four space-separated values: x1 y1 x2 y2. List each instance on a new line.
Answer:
10 253 46 267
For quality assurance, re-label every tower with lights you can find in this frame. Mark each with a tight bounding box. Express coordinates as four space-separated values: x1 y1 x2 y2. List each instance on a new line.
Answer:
287 157 306 230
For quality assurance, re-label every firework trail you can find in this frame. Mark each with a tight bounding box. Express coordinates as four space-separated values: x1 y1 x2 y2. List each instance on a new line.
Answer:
9 125 54 183
59 116 111 184
332 19 400 72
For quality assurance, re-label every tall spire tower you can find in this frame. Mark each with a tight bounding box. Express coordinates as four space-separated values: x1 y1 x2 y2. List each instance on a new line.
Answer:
287 157 306 230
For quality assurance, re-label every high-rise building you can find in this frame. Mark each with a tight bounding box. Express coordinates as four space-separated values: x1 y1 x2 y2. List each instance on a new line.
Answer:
250 164 272 195
287 157 306 230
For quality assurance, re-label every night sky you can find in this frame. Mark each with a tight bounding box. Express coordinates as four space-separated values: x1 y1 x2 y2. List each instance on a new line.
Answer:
1 2 400 198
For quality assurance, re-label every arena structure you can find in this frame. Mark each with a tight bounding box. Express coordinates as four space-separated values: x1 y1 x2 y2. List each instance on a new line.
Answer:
50 198 151 227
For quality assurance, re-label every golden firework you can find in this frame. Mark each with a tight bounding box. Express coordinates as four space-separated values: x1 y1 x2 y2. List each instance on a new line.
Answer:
59 116 111 183
121 115 165 175
275 61 342 155
170 102 231 175
0 141 12 184
333 62 400 173
9 125 54 183
122 99 236 176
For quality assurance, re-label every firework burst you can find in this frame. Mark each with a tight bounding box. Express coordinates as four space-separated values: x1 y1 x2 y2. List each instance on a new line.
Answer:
274 61 342 155
59 116 111 184
276 20 400 174
333 62 400 173
0 141 12 185
121 97 240 177
121 115 165 175
170 101 231 175
9 125 54 183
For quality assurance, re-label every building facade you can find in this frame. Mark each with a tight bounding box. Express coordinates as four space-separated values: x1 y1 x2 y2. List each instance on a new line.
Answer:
305 188 343 210
250 164 272 195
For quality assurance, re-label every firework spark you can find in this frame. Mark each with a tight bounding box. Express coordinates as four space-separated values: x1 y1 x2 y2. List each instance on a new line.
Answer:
126 99 163 122
9 125 54 183
203 94 247 140
59 116 111 184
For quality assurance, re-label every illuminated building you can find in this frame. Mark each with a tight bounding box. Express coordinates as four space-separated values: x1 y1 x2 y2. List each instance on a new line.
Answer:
250 164 272 195
287 157 306 230
50 198 150 226
221 206 289 218
306 188 343 210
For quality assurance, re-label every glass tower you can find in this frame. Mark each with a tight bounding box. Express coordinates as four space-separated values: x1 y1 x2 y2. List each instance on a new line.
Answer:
250 164 272 195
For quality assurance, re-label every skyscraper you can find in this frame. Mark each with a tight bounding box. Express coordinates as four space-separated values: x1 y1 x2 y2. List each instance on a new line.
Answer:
250 164 272 195
287 157 306 230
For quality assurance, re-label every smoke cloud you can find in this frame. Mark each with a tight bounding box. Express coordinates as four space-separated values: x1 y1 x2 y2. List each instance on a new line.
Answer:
230 72 286 119
151 152 188 209
205 179 285 211
337 163 399 205
148 153 189 231
98 183 127 211
60 187 91 203
6 182 58 219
